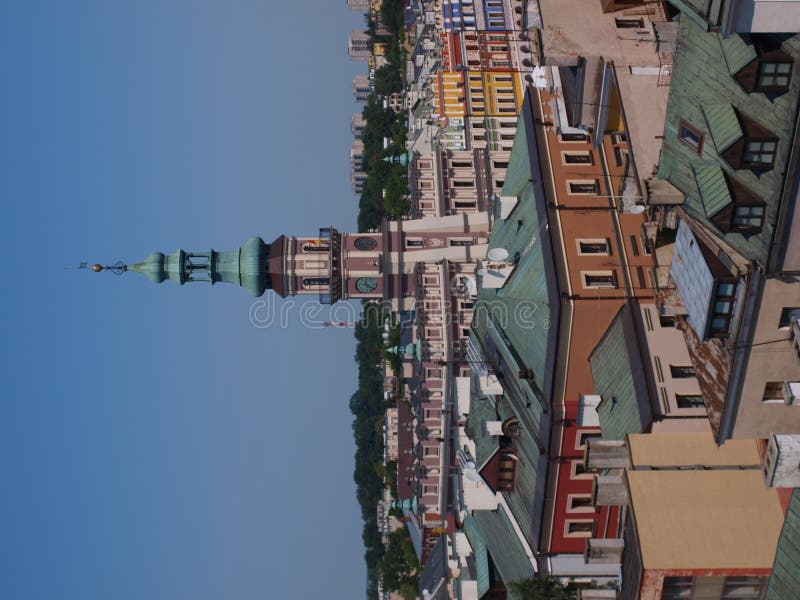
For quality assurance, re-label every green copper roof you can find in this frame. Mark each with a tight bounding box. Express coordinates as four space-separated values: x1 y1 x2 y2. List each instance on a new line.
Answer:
129 237 271 297
693 165 732 217
766 489 800 599
465 390 499 469
467 100 555 555
386 342 422 361
657 17 800 265
462 516 491 598
719 33 756 75
702 103 742 153
590 305 652 441
469 507 536 594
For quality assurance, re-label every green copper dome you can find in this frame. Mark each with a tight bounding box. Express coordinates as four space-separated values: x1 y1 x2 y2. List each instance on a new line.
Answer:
129 237 271 297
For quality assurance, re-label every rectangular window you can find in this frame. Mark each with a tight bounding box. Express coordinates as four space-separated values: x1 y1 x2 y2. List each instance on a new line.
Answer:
406 238 424 247
722 576 766 599
562 151 593 165
567 495 595 512
676 394 705 409
779 307 800 328
422 484 438 496
565 520 595 537
583 272 617 288
568 180 599 194
763 382 785 403
449 239 473 246
613 146 628 167
575 430 602 450
743 140 777 167
678 120 704 154
423 446 440 457
670 365 696 379
660 315 675 327
577 239 610 255
731 204 765 230
560 133 588 143
615 17 644 28
757 61 792 90
571 460 593 479
709 281 736 337
661 577 694 600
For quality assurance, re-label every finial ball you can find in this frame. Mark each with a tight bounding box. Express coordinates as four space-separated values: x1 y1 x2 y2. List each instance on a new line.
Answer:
92 264 103 272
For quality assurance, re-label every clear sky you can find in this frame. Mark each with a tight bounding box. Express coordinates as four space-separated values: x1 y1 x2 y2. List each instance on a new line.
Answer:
1 2 368 598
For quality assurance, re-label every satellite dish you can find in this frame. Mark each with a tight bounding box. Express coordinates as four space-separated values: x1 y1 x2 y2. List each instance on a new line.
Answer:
466 460 476 470
487 247 509 261
464 469 479 483
477 268 488 277
629 205 646 214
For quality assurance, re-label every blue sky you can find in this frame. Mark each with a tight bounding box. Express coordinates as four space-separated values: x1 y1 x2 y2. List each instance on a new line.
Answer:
1 2 367 598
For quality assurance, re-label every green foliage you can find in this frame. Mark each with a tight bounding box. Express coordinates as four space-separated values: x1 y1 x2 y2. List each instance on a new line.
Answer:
380 529 420 596
357 97 410 231
374 64 403 95
508 576 576 600
351 303 390 597
379 0 405 37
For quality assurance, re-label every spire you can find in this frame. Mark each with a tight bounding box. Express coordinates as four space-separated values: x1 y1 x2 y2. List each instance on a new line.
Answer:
121 237 272 297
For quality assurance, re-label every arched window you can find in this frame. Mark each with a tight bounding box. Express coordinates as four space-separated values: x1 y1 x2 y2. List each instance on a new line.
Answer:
302 277 329 288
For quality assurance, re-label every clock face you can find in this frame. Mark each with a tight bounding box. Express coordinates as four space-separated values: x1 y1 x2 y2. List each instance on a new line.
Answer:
355 277 378 294
354 236 377 251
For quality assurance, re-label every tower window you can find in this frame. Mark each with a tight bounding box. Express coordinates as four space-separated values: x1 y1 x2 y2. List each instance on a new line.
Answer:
302 277 329 288
353 236 377 251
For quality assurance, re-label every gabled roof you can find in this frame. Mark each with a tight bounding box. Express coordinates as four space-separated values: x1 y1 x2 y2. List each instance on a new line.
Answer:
693 164 732 217
766 489 800 599
590 304 653 440
719 33 756 75
467 91 555 564
464 507 537 594
656 17 800 265
702 103 742 153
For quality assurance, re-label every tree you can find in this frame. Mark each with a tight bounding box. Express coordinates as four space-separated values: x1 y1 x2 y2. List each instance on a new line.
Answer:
508 576 575 600
381 529 420 596
374 64 402 95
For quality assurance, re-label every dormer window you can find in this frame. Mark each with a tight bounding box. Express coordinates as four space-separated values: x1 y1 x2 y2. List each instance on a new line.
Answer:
757 61 792 92
678 120 704 155
731 204 766 232
743 140 777 168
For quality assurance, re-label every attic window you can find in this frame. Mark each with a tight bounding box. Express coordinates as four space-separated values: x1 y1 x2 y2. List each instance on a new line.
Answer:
678 121 704 154
731 204 765 232
743 140 777 168
757 61 792 92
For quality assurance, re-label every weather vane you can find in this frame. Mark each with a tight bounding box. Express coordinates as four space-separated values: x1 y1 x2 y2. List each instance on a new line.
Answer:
70 260 128 275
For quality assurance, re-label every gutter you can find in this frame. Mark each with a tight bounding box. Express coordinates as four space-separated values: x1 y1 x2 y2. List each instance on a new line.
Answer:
766 71 800 275
717 268 763 444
